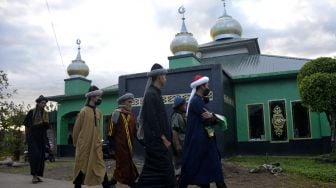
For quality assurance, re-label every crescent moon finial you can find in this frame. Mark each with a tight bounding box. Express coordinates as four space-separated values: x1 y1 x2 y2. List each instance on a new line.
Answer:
178 6 185 14
178 6 186 20
76 39 81 50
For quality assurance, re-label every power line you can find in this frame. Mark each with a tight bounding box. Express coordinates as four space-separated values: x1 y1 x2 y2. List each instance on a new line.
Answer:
45 0 67 77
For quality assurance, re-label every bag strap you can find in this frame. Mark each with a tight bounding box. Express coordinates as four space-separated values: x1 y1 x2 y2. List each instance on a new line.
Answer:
121 114 133 154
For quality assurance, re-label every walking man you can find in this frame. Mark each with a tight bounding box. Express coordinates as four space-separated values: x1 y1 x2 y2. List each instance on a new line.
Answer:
108 93 139 187
24 95 49 184
171 96 187 175
180 75 227 188
72 86 110 188
135 63 176 187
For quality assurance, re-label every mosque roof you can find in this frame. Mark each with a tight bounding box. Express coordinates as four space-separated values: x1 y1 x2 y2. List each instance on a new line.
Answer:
48 84 118 102
201 53 310 81
101 84 119 91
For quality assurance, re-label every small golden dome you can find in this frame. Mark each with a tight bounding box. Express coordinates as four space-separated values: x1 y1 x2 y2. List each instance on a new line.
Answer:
170 32 198 56
67 39 89 78
210 0 242 40
210 15 242 40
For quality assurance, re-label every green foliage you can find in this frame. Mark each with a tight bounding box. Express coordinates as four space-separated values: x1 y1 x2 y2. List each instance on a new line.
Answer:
298 57 336 84
2 129 24 160
298 73 336 112
0 70 29 159
297 57 336 152
0 70 16 101
0 102 29 130
227 156 336 182
297 57 336 112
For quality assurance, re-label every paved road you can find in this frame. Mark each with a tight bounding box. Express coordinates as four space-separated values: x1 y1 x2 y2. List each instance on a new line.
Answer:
0 172 102 188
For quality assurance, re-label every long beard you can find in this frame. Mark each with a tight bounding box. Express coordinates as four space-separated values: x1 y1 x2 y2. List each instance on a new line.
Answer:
119 105 132 113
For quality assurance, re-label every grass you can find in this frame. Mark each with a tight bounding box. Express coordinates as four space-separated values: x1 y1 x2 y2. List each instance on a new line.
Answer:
0 158 75 175
0 151 11 160
45 159 75 170
320 153 336 159
226 155 336 183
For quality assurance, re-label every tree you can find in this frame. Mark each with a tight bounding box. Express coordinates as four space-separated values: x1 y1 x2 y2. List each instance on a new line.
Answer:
297 57 336 152
0 70 29 159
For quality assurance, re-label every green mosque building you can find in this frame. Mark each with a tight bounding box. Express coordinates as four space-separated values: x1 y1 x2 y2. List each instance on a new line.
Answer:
48 2 331 157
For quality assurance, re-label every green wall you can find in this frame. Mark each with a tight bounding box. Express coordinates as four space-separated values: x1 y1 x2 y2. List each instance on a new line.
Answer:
56 93 118 145
99 94 118 140
64 78 91 96
169 55 200 69
57 99 84 145
234 78 331 142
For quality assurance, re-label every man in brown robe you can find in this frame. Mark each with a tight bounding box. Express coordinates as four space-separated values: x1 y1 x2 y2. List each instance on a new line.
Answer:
108 93 139 187
73 86 110 188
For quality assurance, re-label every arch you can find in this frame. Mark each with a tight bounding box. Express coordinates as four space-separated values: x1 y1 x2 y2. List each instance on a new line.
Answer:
59 111 79 145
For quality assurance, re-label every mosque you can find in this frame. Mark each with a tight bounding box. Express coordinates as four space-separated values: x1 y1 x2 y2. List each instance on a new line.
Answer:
48 1 331 157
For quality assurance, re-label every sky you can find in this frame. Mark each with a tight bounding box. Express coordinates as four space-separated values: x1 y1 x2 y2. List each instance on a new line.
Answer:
0 0 336 106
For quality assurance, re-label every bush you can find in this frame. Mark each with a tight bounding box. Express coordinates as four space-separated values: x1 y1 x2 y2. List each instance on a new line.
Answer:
1 129 24 161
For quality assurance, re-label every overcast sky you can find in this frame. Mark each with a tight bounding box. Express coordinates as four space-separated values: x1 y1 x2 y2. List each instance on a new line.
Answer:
1 0 336 106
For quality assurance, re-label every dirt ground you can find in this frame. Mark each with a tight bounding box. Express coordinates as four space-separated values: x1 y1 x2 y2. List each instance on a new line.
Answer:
0 158 335 188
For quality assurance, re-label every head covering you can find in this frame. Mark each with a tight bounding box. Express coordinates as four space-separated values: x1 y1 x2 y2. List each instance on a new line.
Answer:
147 63 168 77
173 96 186 109
117 93 134 104
187 75 209 114
35 95 48 103
141 63 167 105
85 85 103 98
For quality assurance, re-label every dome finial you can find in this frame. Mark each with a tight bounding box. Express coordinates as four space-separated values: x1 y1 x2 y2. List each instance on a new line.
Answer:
76 39 81 50
222 0 228 16
75 39 82 61
178 6 187 33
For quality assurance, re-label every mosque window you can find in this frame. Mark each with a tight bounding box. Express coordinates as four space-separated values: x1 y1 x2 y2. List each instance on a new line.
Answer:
247 104 265 141
291 101 311 139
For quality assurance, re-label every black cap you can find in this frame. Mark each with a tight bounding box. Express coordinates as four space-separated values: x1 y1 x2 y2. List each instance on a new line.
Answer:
35 95 48 103
151 63 164 71
88 85 99 92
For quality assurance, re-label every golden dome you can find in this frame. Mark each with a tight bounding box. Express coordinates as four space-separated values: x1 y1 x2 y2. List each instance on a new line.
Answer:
67 40 89 78
170 6 198 56
210 0 242 40
170 32 198 56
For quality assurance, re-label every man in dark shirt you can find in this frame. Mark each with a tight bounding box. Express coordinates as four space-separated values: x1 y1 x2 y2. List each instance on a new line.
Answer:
24 95 49 184
135 63 175 188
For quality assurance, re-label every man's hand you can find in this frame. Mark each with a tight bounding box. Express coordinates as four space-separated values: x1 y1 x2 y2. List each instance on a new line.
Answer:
202 108 213 119
175 144 182 153
172 130 182 152
161 135 171 149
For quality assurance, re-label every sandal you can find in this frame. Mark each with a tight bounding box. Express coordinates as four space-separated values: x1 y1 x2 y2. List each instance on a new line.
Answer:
32 177 39 184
